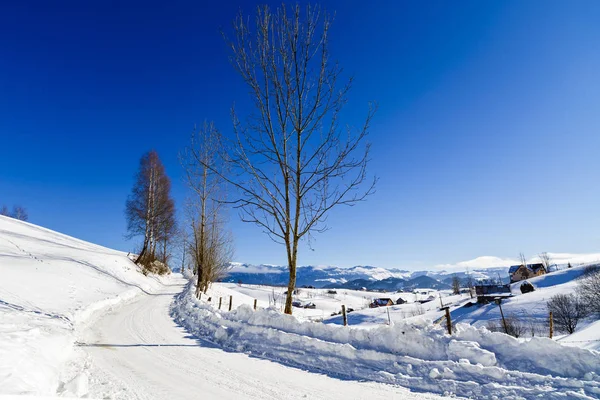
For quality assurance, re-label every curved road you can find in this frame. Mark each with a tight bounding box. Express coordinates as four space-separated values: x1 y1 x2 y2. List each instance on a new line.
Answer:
79 277 444 399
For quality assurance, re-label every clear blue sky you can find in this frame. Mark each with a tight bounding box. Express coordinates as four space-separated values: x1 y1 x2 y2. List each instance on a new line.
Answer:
1 1 599 269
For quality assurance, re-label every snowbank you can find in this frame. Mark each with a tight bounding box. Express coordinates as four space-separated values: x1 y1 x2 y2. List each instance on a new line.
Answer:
0 215 168 395
172 280 600 399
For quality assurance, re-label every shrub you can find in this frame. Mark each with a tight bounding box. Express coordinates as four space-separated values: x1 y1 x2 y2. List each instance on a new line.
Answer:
486 315 526 338
578 268 600 315
547 293 588 334
520 281 535 294
136 252 171 275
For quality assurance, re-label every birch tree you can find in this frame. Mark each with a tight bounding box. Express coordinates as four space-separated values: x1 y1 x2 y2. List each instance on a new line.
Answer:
220 4 376 314
126 151 176 267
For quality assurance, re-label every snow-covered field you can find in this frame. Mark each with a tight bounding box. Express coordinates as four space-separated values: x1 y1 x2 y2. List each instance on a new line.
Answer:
173 280 600 399
0 215 167 395
4 214 600 399
216 282 462 324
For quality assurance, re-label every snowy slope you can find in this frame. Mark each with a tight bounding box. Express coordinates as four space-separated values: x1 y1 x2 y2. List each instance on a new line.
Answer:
0 215 166 395
450 263 596 332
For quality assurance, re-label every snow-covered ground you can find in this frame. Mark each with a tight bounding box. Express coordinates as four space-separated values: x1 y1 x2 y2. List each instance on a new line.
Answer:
4 214 600 399
178 280 600 399
217 282 461 324
81 276 446 400
0 215 167 395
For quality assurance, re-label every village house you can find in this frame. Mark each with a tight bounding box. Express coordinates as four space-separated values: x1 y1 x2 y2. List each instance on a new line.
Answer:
509 263 546 283
369 298 394 308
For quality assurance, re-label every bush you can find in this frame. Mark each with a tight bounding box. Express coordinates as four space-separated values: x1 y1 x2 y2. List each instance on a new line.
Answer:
520 281 535 294
136 252 171 276
578 268 600 315
486 315 526 338
547 293 588 334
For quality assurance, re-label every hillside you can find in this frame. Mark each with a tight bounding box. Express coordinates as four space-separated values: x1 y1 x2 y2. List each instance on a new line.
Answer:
0 215 165 395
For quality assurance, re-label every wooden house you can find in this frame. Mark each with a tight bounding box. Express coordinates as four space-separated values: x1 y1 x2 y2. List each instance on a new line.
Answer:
509 263 546 283
369 298 394 308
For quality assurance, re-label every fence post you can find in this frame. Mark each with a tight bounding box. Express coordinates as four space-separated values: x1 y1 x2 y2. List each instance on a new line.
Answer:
218 297 222 310
549 311 554 339
444 307 452 335
495 299 508 335
229 295 233 311
254 299 257 310
342 305 348 326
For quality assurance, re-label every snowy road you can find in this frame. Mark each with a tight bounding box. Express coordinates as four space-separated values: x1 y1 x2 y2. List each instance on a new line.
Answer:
79 277 445 399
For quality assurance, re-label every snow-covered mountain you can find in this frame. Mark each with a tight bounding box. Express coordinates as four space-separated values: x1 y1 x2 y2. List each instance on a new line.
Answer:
225 251 600 289
224 263 413 287
224 262 511 289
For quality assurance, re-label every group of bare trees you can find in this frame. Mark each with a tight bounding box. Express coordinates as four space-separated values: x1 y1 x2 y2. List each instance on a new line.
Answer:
1 205 28 221
519 252 554 271
124 5 374 309
126 151 176 273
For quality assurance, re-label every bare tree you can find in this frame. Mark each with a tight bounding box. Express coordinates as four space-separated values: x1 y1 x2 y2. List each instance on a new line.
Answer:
0 205 28 221
125 151 176 270
181 122 233 297
539 252 552 271
156 203 177 266
12 206 28 221
486 315 526 338
220 4 376 314
173 227 190 274
579 267 600 315
519 252 527 267
465 267 474 299
547 293 588 334
451 275 461 295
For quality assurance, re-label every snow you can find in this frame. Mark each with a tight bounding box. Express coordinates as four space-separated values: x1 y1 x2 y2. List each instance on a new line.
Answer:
449 263 597 335
80 276 447 400
0 215 166 395
174 279 600 399
3 214 600 399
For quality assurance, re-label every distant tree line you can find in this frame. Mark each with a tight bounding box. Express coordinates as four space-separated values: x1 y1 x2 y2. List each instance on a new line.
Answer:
0 205 28 221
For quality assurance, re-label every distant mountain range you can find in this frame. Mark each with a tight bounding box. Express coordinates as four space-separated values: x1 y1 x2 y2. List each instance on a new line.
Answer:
223 263 511 290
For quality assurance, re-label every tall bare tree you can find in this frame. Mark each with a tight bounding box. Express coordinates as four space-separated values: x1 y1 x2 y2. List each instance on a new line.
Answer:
126 151 176 268
219 4 376 314
181 122 233 296
539 252 552 271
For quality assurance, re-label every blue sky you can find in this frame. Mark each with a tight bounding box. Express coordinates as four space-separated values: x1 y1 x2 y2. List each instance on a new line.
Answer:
1 1 599 269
